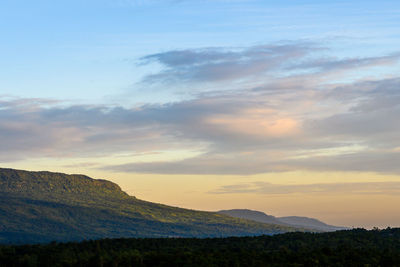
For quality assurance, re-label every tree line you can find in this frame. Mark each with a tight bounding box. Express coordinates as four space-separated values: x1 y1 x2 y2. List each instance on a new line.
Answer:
0 228 399 266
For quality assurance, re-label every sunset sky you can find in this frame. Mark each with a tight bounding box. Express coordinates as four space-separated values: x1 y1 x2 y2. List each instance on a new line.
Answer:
1 0 400 228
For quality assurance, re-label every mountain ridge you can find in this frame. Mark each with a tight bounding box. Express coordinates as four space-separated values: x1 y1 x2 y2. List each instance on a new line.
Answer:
218 209 348 232
0 167 128 199
218 209 288 226
0 167 302 244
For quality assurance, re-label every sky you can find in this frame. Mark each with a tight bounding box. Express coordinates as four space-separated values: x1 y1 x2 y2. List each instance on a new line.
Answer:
1 0 400 228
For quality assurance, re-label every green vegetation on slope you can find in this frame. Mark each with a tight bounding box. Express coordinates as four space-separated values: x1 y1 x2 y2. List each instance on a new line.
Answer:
0 168 298 244
0 228 399 266
218 209 347 232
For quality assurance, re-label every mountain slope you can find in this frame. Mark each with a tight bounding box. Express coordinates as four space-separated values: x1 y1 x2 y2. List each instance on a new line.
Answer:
278 216 347 232
218 209 347 232
0 168 300 244
218 209 287 226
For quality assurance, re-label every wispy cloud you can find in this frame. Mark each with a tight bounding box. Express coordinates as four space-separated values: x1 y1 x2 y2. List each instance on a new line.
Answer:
103 76 400 175
2 77 400 175
139 43 400 88
288 52 400 72
1 42 400 176
140 42 317 84
210 181 400 195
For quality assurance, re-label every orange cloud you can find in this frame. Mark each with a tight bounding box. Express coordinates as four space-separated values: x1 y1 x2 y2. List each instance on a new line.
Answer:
206 109 300 137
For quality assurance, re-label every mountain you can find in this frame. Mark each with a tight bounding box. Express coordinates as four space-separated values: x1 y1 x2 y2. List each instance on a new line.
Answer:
0 168 300 244
218 209 348 232
218 209 287 226
277 216 348 232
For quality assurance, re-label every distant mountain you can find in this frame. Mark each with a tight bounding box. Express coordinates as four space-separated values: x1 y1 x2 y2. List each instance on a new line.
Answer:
218 209 287 226
218 209 348 232
0 168 301 244
278 216 348 232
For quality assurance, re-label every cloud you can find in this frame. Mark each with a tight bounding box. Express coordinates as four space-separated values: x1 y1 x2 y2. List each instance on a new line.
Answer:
103 147 400 175
103 151 285 175
308 78 400 144
210 181 400 195
0 99 193 162
140 43 316 84
283 151 400 174
2 76 400 175
288 52 400 72
103 77 400 175
2 42 400 176
139 43 400 88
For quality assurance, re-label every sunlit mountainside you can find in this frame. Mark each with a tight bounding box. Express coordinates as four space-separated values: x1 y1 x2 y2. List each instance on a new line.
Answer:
0 168 302 244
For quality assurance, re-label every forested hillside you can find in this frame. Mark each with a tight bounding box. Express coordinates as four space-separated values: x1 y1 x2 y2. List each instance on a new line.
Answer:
0 228 399 266
0 168 298 244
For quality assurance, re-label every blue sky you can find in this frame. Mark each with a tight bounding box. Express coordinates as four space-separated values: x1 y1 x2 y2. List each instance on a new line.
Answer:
1 0 399 103
1 0 400 227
